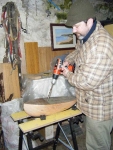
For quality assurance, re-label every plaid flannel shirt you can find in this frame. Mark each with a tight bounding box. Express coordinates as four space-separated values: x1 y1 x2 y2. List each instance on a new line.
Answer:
65 21 113 121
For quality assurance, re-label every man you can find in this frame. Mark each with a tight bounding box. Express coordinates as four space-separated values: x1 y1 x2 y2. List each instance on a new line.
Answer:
61 0 113 150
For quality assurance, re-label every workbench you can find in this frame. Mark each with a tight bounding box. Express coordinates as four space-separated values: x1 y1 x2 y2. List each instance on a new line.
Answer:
11 107 82 150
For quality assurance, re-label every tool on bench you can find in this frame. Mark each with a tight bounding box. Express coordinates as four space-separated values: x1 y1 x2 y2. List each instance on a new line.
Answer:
48 58 74 99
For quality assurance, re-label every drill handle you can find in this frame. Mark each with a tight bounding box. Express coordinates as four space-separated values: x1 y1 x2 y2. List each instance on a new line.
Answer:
68 64 75 72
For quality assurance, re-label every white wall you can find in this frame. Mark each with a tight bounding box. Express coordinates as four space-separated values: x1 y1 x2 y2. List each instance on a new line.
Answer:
0 0 110 63
0 0 58 63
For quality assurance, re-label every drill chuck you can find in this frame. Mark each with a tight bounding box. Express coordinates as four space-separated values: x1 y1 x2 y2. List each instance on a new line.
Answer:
53 73 59 80
52 78 56 85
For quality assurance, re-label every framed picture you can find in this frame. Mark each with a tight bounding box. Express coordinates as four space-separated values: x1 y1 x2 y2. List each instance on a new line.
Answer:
50 23 76 51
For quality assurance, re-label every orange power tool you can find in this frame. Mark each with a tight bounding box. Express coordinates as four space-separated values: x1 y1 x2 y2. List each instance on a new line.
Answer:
48 58 74 99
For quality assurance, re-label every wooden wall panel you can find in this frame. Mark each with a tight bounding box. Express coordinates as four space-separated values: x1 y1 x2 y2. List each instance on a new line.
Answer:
38 47 74 72
24 42 74 73
24 42 39 74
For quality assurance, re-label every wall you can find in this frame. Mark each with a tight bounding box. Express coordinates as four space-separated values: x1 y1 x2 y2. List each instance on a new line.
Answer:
0 0 74 73
0 0 112 73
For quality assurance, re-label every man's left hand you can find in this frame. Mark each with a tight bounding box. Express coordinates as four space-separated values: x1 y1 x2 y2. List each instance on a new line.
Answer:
61 65 69 77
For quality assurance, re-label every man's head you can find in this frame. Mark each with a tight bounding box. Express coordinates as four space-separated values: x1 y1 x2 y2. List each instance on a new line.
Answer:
73 18 94 40
65 0 96 27
65 0 96 39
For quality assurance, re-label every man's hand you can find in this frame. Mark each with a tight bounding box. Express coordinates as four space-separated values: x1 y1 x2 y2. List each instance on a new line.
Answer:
63 61 69 67
61 65 69 77
61 61 69 77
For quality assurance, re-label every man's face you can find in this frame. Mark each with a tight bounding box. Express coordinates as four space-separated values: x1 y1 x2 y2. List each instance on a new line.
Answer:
73 21 90 40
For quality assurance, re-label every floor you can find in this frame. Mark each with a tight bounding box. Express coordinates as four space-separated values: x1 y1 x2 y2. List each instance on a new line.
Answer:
47 122 87 150
45 121 113 150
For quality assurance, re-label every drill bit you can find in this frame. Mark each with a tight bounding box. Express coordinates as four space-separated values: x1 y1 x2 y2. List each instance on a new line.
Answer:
48 83 53 99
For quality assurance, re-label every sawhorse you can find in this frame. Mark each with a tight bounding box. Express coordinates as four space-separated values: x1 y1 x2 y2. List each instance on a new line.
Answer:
11 108 82 150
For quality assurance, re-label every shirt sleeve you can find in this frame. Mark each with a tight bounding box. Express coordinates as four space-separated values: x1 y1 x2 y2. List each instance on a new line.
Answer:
65 50 78 64
66 52 113 90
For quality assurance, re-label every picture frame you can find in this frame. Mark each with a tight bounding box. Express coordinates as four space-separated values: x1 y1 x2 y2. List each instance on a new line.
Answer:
50 23 76 51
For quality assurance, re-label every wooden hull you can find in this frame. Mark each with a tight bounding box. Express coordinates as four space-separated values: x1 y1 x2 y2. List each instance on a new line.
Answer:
24 96 76 117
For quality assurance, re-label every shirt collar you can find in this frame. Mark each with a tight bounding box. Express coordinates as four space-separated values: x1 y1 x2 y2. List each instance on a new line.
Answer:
82 20 97 44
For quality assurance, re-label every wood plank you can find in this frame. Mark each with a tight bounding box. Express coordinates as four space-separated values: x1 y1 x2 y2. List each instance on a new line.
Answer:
19 109 82 133
24 42 39 74
0 63 21 101
11 111 30 121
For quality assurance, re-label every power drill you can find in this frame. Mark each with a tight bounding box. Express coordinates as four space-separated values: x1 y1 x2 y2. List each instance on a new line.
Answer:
48 58 74 99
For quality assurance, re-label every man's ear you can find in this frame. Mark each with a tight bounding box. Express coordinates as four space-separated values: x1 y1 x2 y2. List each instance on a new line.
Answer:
87 18 93 29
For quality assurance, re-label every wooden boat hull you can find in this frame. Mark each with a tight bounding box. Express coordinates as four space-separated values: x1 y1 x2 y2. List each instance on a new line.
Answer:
24 96 76 117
